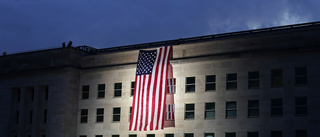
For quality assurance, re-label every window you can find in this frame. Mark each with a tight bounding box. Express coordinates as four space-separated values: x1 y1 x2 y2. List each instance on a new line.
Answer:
166 134 174 137
205 102 215 119
205 133 214 137
185 133 194 137
167 78 176 94
28 87 34 102
186 77 195 92
79 136 87 137
112 135 119 137
271 131 282 137
295 130 307 137
113 107 121 122
29 110 33 124
80 109 88 123
227 73 237 90
206 75 216 91
295 67 307 85
82 85 89 99
271 69 282 87
129 106 132 121
248 71 259 89
44 86 49 100
295 97 307 115
97 84 105 98
248 100 259 117
114 83 122 97
225 132 236 137
96 135 103 137
96 108 104 122
248 132 258 137
165 104 175 120
129 135 137 137
185 104 195 119
43 109 47 123
16 111 19 124
131 81 135 96
271 99 282 116
147 134 155 137
226 101 237 118
12 88 20 102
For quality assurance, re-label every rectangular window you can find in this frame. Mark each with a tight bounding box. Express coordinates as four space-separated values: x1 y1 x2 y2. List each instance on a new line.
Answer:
185 133 194 137
79 135 87 137
165 104 175 120
147 134 155 137
248 71 259 89
186 77 195 92
205 102 215 119
45 86 49 100
225 132 236 137
227 73 237 90
248 132 258 137
96 108 104 122
131 81 135 96
30 88 34 101
226 101 237 118
295 67 307 85
80 109 88 123
112 135 119 137
29 110 33 124
113 107 121 122
129 135 137 137
129 106 132 121
167 78 176 94
271 69 283 88
295 97 307 115
95 135 103 137
271 131 282 137
114 83 122 97
166 134 174 137
43 109 47 123
206 75 216 91
82 85 89 99
248 100 259 117
16 111 19 124
185 103 195 119
271 99 283 116
12 88 20 102
205 133 214 137
97 84 105 98
295 130 307 137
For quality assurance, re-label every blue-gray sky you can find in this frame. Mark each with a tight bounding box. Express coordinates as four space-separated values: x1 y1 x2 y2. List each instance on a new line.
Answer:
1 0 320 54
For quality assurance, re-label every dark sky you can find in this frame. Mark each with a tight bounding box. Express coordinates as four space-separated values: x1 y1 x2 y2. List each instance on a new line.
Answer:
1 0 320 54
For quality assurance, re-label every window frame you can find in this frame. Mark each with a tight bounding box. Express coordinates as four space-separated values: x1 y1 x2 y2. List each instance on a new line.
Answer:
226 73 237 90
185 77 195 93
97 84 105 99
248 100 259 118
271 98 283 116
185 103 195 119
205 75 216 91
295 67 307 86
80 109 88 123
271 69 283 88
113 107 121 122
205 102 215 119
96 108 104 123
82 85 89 99
226 101 237 118
114 83 122 97
131 81 135 96
295 97 308 116
248 71 260 89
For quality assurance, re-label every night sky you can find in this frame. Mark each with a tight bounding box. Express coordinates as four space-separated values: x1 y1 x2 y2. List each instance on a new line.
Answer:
1 0 320 54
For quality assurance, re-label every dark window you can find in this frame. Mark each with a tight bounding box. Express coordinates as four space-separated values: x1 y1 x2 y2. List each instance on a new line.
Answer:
248 100 259 117
185 133 194 137
80 109 88 123
205 102 215 119
186 77 195 92
29 110 33 124
248 132 258 137
80 136 87 137
45 86 49 100
129 135 137 137
129 106 132 121
295 130 307 137
131 82 135 96
166 134 174 137
185 104 194 119
206 75 216 91
43 109 47 123
82 85 89 99
271 99 283 116
147 134 155 137
271 69 283 88
12 88 20 102
30 88 34 101
95 135 103 137
271 131 282 137
296 97 307 115
226 101 237 118
114 83 122 97
96 108 104 122
227 73 237 90
97 84 105 98
16 111 19 124
113 107 121 122
225 132 236 137
112 135 119 137
296 67 307 85
205 133 215 137
248 71 259 89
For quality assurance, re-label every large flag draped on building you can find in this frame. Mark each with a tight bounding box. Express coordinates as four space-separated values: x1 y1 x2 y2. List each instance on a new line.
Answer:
129 46 173 131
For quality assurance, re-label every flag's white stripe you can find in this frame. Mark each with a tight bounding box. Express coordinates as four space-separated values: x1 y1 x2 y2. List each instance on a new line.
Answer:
158 46 170 128
130 75 140 131
141 75 149 130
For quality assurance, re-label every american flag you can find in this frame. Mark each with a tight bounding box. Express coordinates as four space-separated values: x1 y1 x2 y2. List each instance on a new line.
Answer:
129 46 172 131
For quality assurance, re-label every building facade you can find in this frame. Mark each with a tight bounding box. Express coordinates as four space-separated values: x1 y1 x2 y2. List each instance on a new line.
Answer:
1 22 320 137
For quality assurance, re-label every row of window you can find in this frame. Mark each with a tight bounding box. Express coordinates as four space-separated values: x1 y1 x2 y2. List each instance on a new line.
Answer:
80 130 307 137
80 97 307 123
81 67 307 99
12 86 49 102
14 109 47 124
